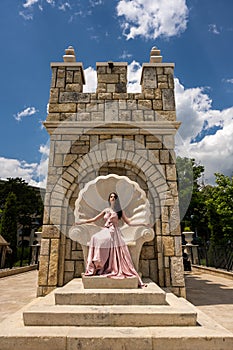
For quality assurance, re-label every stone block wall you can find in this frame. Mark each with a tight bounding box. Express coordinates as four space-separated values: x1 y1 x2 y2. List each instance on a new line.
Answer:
38 47 185 298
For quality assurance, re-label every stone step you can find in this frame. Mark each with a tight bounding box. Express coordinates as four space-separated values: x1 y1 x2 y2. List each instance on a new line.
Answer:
23 292 197 327
55 278 167 305
1 327 233 350
23 305 197 327
1 313 233 350
82 274 139 289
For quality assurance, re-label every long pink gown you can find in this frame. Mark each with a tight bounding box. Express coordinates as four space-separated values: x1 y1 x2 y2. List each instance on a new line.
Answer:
84 209 143 287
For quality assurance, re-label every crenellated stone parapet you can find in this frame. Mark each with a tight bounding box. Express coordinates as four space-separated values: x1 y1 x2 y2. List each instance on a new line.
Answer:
46 46 176 125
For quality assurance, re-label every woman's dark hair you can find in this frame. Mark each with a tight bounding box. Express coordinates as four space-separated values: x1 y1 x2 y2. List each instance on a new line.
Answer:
108 192 122 219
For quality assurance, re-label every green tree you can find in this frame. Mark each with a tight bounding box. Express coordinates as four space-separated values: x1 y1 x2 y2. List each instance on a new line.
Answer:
206 173 233 245
177 158 233 247
0 192 18 262
176 157 208 241
0 178 43 247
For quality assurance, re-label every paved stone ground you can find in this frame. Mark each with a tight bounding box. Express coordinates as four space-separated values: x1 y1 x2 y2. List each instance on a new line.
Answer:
0 269 232 333
0 270 38 323
185 271 233 333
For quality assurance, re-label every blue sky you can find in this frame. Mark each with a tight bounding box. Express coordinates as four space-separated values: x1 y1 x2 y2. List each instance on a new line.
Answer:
0 0 233 187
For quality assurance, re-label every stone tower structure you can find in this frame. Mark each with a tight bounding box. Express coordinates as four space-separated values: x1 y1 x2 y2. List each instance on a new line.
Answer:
38 46 185 297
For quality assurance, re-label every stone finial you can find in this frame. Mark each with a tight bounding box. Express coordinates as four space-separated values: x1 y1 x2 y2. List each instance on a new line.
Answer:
63 46 76 62
150 46 163 63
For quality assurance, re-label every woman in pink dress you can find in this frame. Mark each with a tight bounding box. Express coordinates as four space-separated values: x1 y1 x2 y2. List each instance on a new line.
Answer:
75 192 149 287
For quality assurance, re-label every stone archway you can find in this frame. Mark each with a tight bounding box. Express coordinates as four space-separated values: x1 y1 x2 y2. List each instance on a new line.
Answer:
39 141 182 295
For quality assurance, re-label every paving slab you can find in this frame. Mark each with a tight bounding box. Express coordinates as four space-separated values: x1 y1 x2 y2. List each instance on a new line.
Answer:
0 270 38 322
185 271 233 333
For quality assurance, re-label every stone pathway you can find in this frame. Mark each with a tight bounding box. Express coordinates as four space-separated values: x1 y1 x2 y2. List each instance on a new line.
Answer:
0 269 232 334
185 271 233 332
0 270 38 323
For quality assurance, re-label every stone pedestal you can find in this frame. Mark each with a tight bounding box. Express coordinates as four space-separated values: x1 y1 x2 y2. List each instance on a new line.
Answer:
82 274 139 289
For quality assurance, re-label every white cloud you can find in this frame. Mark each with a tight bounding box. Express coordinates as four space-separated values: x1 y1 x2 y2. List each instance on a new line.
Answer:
119 50 132 60
116 0 188 40
36 143 49 188
14 106 38 122
22 0 56 12
89 0 103 6
46 0 55 5
174 79 212 141
181 111 233 184
175 78 233 184
23 0 39 8
127 60 141 92
83 67 97 92
19 11 34 20
0 143 49 188
0 157 37 183
59 2 71 11
68 11 84 22
223 78 233 84
208 24 220 35
21 0 100 20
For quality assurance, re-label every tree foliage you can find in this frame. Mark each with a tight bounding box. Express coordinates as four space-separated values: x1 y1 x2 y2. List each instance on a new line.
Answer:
176 157 206 235
0 192 18 261
177 157 233 246
0 178 43 221
0 178 43 250
205 173 233 244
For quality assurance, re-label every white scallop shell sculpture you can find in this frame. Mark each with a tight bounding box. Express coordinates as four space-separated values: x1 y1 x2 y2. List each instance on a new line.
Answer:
69 174 155 272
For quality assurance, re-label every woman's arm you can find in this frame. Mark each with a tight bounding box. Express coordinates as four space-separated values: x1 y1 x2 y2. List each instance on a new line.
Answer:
121 211 151 227
75 210 105 225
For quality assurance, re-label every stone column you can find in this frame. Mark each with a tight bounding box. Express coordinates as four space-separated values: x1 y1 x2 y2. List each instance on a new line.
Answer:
140 47 185 297
37 47 85 296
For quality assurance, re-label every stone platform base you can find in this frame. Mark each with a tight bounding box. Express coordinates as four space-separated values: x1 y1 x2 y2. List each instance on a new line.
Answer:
82 273 139 289
0 278 232 349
